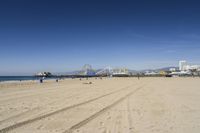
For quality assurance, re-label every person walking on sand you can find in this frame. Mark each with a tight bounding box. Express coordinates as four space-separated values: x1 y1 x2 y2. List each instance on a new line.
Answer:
40 78 43 83
137 74 140 80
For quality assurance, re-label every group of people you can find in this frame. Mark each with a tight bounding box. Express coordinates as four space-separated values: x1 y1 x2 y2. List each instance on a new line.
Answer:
39 76 140 84
39 78 59 83
38 76 105 84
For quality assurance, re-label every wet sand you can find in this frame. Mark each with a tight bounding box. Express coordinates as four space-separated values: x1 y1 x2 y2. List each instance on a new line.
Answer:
0 77 200 133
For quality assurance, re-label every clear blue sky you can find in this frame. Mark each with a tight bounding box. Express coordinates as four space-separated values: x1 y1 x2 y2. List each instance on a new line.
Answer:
0 0 200 75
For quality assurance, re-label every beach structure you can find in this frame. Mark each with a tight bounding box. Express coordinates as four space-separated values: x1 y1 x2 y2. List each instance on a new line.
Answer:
96 67 130 77
112 68 129 76
144 71 159 76
169 71 191 76
35 72 52 77
79 64 96 76
179 60 200 71
168 60 200 76
179 60 187 71
159 71 168 76
96 66 113 76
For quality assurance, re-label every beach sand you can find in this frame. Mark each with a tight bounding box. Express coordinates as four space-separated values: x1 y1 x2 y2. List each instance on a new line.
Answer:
0 77 200 133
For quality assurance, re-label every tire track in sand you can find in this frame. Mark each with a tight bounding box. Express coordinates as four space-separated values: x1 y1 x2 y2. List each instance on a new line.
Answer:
0 87 93 125
127 97 134 133
63 85 145 133
0 84 138 133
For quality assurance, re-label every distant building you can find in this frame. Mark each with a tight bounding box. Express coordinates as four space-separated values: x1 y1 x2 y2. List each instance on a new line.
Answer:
179 60 200 71
112 68 129 76
144 71 159 76
179 60 187 71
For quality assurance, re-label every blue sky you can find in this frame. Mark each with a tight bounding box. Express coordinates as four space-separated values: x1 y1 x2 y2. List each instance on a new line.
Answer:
0 0 200 75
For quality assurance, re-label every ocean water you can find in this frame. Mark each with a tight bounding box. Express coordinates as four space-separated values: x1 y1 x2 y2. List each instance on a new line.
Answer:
0 76 52 82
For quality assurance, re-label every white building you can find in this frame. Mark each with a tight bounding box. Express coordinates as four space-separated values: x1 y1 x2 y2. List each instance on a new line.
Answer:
185 65 200 71
179 60 200 71
179 60 187 71
112 68 129 76
144 71 159 76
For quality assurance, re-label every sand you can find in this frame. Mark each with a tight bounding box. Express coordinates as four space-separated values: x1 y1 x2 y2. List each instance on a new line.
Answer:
0 77 200 133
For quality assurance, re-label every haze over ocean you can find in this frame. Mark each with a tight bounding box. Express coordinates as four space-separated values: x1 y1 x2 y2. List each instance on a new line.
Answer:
0 0 200 75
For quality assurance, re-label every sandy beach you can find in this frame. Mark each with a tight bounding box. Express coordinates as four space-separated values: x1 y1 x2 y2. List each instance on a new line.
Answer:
0 77 200 133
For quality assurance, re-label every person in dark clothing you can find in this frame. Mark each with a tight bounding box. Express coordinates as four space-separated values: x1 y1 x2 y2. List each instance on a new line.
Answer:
137 74 140 80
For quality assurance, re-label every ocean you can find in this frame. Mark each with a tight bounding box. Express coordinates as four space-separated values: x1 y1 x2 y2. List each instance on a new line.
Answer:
0 76 54 82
